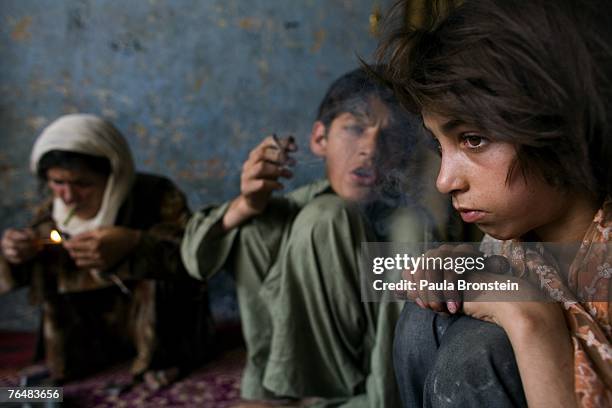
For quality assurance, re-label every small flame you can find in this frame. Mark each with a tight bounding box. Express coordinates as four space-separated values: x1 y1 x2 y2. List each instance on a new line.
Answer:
50 230 62 243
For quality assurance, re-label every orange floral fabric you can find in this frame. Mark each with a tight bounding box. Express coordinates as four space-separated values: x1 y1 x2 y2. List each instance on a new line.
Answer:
500 200 611 407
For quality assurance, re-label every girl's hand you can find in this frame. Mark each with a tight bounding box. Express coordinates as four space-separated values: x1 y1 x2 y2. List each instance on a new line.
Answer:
403 243 482 314
461 271 547 327
462 301 504 326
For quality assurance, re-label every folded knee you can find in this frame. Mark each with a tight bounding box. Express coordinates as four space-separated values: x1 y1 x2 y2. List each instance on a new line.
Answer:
393 303 438 366
426 322 523 406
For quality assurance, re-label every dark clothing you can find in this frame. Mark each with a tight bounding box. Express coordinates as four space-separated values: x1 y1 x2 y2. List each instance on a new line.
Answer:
182 181 430 406
0 173 214 381
394 302 527 408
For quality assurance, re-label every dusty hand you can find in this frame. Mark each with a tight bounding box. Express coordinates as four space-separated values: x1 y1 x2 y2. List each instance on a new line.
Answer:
404 243 481 314
63 226 142 270
237 135 297 216
462 269 546 326
462 299 504 326
1 228 40 264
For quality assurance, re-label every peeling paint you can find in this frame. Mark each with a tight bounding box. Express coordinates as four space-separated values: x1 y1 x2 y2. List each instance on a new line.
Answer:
93 89 112 102
0 0 377 227
67 7 86 31
165 160 177 171
133 123 148 140
26 116 48 131
284 21 300 29
54 85 71 96
285 40 304 50
202 157 227 179
257 59 269 76
311 28 326 53
11 16 32 41
238 17 262 31
102 108 118 119
28 78 52 94
0 0 379 332
193 77 206 92
172 132 185 144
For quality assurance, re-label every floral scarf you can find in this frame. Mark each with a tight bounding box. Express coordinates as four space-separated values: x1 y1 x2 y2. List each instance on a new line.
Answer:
499 200 611 407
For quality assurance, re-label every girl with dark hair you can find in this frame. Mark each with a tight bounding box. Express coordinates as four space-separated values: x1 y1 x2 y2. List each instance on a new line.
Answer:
0 114 213 388
376 0 611 406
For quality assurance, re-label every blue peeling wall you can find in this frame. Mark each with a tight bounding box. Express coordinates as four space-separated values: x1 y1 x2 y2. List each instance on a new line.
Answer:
0 0 391 330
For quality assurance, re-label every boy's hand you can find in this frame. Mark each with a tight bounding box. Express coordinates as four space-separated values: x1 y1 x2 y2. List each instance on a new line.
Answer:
63 226 141 271
240 135 296 214
223 135 296 230
1 228 40 264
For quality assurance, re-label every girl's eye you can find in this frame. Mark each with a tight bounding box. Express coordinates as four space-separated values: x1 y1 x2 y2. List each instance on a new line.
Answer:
461 134 488 150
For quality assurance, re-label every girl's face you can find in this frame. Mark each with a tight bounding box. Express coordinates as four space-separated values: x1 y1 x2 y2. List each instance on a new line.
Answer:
423 111 578 242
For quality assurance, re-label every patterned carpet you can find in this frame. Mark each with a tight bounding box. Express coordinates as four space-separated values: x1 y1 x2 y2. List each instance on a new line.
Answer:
0 327 246 407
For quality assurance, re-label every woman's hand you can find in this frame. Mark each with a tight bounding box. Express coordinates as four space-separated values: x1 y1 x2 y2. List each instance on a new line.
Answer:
63 226 142 271
1 228 40 264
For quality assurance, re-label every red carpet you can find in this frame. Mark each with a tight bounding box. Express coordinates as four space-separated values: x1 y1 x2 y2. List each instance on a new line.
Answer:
0 330 38 381
0 325 247 407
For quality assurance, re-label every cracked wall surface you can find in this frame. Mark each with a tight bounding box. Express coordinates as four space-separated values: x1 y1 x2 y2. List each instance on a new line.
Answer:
0 0 388 330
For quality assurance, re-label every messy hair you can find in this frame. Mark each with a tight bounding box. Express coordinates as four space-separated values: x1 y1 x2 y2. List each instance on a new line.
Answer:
318 67 423 207
375 0 612 199
316 67 399 127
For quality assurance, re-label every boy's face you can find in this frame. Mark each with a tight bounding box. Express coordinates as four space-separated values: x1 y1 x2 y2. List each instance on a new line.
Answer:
310 97 392 202
423 111 572 241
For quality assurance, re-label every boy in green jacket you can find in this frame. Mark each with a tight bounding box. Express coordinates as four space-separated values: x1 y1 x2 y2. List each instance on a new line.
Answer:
181 68 429 407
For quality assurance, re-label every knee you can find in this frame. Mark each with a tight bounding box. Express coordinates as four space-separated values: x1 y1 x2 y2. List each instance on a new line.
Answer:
436 321 515 376
393 302 436 369
426 320 522 406
279 195 366 288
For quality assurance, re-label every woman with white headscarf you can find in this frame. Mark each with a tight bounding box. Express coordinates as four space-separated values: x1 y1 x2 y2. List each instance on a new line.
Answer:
0 114 213 387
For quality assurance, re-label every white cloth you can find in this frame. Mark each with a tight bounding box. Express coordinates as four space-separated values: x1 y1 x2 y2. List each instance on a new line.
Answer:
30 114 135 236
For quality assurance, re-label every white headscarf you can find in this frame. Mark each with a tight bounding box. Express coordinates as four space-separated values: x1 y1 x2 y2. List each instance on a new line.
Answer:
30 114 135 236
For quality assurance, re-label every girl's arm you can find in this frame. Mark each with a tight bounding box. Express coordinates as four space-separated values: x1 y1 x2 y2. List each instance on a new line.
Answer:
464 301 576 408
